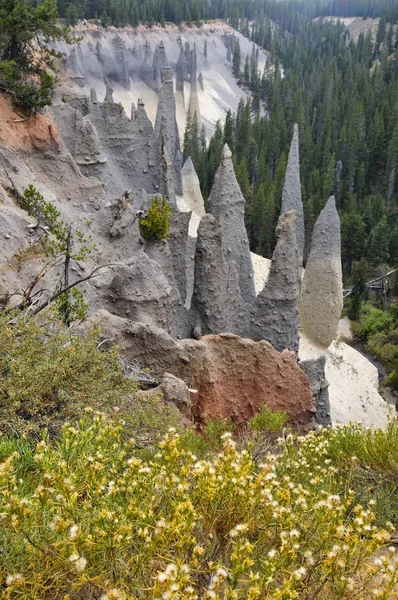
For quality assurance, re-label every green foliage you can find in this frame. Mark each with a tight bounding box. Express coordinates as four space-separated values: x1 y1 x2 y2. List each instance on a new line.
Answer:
248 404 288 434
19 185 95 323
2 415 398 597
352 303 394 341
140 197 172 243
0 0 70 113
0 311 183 441
351 302 398 392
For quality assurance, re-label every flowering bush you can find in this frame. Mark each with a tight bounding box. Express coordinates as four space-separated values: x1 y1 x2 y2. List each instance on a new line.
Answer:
1 414 398 599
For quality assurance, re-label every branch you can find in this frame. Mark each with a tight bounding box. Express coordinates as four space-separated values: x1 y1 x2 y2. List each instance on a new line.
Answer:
30 264 114 316
344 268 398 298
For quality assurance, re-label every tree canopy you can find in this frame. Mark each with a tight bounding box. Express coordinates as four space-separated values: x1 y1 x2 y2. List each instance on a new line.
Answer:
0 0 69 112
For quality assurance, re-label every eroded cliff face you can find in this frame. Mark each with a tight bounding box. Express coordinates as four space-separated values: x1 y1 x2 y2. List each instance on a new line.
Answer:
53 21 269 137
0 28 372 432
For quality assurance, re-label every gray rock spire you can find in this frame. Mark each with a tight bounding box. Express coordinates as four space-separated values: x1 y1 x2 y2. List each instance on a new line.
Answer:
159 115 176 202
207 144 256 304
140 41 155 89
154 67 182 195
130 102 136 122
198 73 204 91
192 214 244 334
281 124 305 264
300 196 343 348
204 40 208 58
188 44 201 122
74 113 107 165
176 47 185 93
252 211 301 352
104 77 114 103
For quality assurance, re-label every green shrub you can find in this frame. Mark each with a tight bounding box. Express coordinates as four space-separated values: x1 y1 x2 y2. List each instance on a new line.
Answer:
1 415 398 598
248 404 288 434
140 197 172 242
0 312 181 440
352 303 394 341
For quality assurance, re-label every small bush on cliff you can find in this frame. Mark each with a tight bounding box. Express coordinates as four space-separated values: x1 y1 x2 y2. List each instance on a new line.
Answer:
139 197 172 242
1 415 398 598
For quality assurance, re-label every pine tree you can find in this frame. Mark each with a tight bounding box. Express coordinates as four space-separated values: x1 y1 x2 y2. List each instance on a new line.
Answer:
232 40 241 79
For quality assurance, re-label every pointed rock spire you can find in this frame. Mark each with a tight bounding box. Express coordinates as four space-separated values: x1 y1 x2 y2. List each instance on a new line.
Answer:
192 214 244 334
176 47 185 93
131 102 136 122
204 40 208 58
104 77 114 103
207 144 256 304
281 124 305 264
90 88 97 104
159 115 176 203
300 196 343 348
188 44 201 122
140 41 155 89
252 211 301 352
154 66 182 195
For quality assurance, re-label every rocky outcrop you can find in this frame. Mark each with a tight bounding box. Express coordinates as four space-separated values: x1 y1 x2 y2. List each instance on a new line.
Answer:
104 254 172 329
158 372 192 418
299 356 331 427
252 211 300 352
300 196 343 348
154 67 182 195
281 124 305 264
85 310 316 433
207 144 256 304
74 113 106 165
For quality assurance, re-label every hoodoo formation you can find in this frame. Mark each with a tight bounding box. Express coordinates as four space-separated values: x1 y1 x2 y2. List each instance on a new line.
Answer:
0 20 389 433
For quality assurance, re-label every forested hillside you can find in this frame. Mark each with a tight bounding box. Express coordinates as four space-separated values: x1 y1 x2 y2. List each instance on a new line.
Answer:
58 0 398 28
183 7 398 289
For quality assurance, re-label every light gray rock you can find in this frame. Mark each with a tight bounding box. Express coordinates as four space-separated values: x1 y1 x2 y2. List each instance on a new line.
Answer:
105 253 172 329
252 211 301 352
299 356 331 427
207 144 256 304
159 372 192 417
182 157 205 217
281 124 305 265
300 196 343 348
